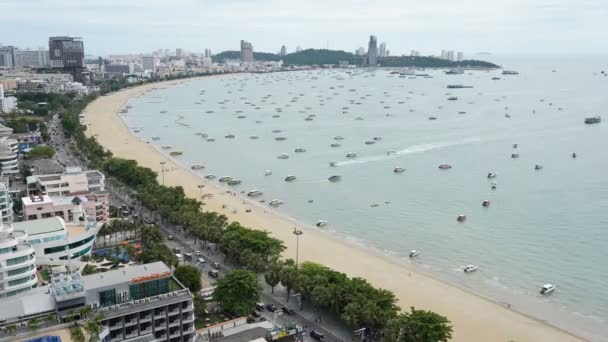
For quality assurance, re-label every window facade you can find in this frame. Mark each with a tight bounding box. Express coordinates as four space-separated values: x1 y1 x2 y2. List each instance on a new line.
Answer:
43 234 95 255
7 265 33 276
98 288 116 307
6 255 30 266
8 275 34 287
129 278 170 300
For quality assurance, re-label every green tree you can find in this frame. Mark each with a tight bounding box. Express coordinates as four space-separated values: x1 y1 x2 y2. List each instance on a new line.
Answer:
193 294 208 320
174 265 202 293
214 270 261 316
264 261 282 294
385 307 453 342
123 244 137 261
5 325 16 335
83 314 104 342
26 145 55 159
78 305 93 319
70 326 85 342
82 264 97 275
279 259 298 301
27 318 39 330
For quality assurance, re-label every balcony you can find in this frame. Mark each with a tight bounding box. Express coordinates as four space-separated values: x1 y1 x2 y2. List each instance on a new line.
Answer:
168 308 180 316
168 320 180 328
139 314 152 323
124 318 137 326
110 336 123 342
182 315 194 324
141 327 152 335
169 330 181 339
109 321 123 330
154 311 166 320
124 331 138 339
182 304 193 312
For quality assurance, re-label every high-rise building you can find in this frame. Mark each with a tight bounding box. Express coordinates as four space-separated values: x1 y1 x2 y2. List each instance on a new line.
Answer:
457 51 464 62
446 50 455 61
410 50 420 57
240 40 254 64
367 35 378 66
48 36 84 69
0 220 37 299
440 49 448 59
204 49 212 58
14 49 50 68
355 47 365 56
296 45 302 52
379 42 387 58
0 46 15 68
280 45 287 57
176 48 183 58
386 50 390 57
142 56 157 72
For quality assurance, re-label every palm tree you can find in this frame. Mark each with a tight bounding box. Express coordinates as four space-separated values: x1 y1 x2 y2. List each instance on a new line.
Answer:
83 314 104 342
78 305 92 319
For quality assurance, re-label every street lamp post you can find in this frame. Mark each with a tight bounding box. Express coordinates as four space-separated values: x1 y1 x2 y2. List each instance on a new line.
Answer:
197 184 205 199
160 161 166 185
292 227 303 267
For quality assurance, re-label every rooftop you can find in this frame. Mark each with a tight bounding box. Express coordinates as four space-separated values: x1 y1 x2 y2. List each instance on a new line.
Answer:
82 261 173 291
22 194 53 206
0 286 55 321
30 158 64 175
13 216 66 236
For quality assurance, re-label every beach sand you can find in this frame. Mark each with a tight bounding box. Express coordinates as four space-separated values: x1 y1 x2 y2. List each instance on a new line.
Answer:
84 80 583 342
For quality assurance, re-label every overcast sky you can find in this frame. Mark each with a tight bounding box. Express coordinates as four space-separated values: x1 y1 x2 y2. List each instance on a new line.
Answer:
2 0 606 56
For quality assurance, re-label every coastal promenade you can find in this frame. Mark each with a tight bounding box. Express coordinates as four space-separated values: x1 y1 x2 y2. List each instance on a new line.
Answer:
83 79 584 342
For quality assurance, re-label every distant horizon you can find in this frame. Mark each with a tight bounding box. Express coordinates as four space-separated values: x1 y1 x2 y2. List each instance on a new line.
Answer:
2 0 606 56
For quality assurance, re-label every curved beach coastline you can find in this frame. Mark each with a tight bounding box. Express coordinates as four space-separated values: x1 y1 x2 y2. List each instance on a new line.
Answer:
84 79 583 342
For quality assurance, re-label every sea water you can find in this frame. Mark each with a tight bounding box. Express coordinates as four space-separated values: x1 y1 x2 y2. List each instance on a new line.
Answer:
123 55 608 339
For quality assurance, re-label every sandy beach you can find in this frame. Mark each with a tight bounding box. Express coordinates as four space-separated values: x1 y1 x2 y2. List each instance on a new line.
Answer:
84 79 584 342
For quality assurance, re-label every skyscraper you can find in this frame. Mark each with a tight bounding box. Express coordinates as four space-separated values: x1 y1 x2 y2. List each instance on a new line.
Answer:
204 49 212 58
355 47 365 56
48 36 84 68
142 56 157 72
0 46 15 68
176 48 183 58
280 45 287 57
367 35 378 66
440 50 448 59
240 40 254 63
446 50 455 61
457 52 464 62
379 42 387 58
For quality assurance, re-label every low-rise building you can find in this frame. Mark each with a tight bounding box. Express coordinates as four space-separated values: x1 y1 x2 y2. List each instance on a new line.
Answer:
22 191 110 224
0 262 195 342
27 167 106 196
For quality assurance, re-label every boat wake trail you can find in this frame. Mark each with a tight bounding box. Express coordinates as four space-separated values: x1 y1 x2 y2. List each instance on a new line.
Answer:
336 137 482 166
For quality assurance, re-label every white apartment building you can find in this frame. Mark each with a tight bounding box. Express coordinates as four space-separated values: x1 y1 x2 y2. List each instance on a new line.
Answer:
27 167 106 196
13 50 50 68
0 137 19 176
0 182 13 224
0 84 18 113
0 222 37 298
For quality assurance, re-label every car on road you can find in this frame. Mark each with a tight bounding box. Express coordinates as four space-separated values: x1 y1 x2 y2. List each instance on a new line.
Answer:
194 250 201 256
250 310 261 318
265 304 277 312
168 235 174 240
281 306 295 315
212 262 221 269
208 270 220 278
172 247 181 254
255 303 265 311
197 257 206 264
310 330 325 341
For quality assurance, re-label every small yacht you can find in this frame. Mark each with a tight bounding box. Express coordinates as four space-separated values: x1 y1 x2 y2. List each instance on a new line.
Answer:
482 200 491 207
218 176 233 183
328 175 341 182
584 116 601 124
428 116 438 120
330 143 341 148
264 170 272 176
364 140 376 145
316 220 328 227
284 175 297 182
269 199 283 207
394 167 405 173
409 250 420 258
334 136 344 140
275 136 287 141
225 134 236 139
540 284 556 295
535 164 543 170
463 265 478 273
277 154 289 160
204 174 216 180
487 172 497 179
346 152 357 158
294 148 306 153
227 179 241 186
438 164 452 170
191 164 205 170
511 153 520 158
169 151 183 156
373 136 382 141
457 215 467 222
247 190 263 197
249 135 259 140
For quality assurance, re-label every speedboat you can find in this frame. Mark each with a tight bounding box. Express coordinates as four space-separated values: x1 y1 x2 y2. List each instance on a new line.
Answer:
487 172 497 179
364 140 375 145
275 136 287 141
502 70 519 75
277 154 289 160
346 153 357 158
191 164 205 170
316 220 328 227
457 215 467 222
334 136 344 140
269 199 283 207
227 179 241 186
329 161 337 167
511 153 519 158
247 190 263 197
409 250 420 258
386 150 397 155
584 116 601 124
373 137 382 141
249 135 259 140
428 116 437 120
204 174 216 180
264 170 272 176
394 167 405 173
482 200 491 207
225 134 236 139
447 96 458 101
513 143 518 149
438 164 452 170
169 151 183 156
491 182 497 190
540 284 556 295
328 175 341 182
284 175 296 182
535 164 543 170
571 153 577 158
218 176 233 183
463 265 478 273
294 148 306 153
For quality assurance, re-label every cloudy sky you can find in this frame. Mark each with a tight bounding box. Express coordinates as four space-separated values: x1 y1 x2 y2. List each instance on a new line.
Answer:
2 0 606 56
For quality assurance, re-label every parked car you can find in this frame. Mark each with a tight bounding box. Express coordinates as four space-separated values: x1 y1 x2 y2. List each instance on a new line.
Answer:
194 250 201 256
251 310 261 318
255 303 265 311
282 306 295 315
208 270 220 278
168 235 174 240
212 262 221 269
197 257 206 264
172 247 181 254
265 304 277 312
310 330 325 341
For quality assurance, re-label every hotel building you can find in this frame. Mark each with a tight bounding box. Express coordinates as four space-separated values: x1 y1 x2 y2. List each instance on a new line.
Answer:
27 167 105 196
22 191 110 224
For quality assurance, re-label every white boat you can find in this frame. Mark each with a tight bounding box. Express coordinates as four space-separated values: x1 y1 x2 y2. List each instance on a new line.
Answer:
218 176 233 183
394 167 405 173
227 179 241 186
264 170 272 176
204 174 216 180
346 152 357 158
409 250 420 258
277 154 289 160
316 220 328 227
386 150 397 155
284 175 296 182
540 284 556 295
269 199 283 207
294 148 306 153
487 172 497 179
463 265 478 273
191 164 205 170
247 190 263 197
328 175 341 182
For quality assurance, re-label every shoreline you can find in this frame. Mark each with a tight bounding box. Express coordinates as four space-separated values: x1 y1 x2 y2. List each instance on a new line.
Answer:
84 77 585 342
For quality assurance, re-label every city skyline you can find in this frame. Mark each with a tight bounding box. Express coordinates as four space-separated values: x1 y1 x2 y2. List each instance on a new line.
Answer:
1 0 607 55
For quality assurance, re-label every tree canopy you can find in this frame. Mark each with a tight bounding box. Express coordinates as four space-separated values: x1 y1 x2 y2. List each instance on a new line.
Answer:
174 265 202 293
384 307 453 342
213 270 260 316
26 145 55 159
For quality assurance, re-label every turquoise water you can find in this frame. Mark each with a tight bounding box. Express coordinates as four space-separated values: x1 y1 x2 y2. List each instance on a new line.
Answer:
123 55 608 339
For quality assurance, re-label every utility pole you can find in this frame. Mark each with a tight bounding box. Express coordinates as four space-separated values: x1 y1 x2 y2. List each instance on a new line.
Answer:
160 161 166 185
292 227 303 267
